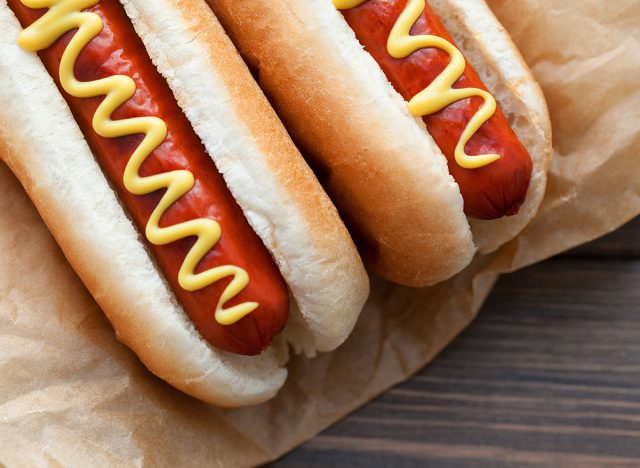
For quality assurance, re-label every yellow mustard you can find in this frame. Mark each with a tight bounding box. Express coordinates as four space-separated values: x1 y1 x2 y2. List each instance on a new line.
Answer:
18 0 258 325
334 0 500 169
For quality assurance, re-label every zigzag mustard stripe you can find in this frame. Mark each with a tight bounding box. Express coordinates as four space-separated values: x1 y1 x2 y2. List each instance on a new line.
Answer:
18 0 258 325
334 0 500 169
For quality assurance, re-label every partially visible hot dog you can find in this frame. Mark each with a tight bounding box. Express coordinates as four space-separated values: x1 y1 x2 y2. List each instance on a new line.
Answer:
340 0 533 220
204 0 553 286
9 0 290 356
0 0 369 406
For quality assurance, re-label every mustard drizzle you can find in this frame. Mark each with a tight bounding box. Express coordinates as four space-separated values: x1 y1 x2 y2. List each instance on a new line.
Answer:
18 0 257 325
334 0 500 169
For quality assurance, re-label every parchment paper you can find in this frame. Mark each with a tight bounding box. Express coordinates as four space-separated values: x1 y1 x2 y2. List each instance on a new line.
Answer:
1 0 639 466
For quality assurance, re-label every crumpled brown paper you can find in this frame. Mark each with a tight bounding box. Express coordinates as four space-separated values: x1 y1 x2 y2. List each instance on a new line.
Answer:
1 0 639 465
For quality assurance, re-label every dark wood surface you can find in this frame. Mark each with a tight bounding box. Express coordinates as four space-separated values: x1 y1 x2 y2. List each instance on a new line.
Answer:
273 217 640 467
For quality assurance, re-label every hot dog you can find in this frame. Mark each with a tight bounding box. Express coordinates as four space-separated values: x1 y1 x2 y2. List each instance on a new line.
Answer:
0 0 369 406
340 0 533 220
9 0 290 357
205 0 553 286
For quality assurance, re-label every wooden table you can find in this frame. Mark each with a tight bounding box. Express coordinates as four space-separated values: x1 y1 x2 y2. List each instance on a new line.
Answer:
274 217 640 467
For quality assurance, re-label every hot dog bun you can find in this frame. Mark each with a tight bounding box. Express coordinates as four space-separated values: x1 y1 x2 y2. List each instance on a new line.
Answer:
0 0 369 407
205 0 553 286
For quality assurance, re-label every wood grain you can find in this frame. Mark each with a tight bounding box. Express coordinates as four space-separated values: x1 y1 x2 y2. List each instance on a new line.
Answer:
273 217 640 467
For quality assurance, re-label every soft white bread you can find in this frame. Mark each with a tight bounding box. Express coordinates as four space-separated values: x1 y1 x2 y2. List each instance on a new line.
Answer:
206 0 552 284
0 0 368 406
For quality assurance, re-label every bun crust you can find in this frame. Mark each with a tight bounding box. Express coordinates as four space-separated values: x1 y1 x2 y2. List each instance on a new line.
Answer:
0 0 368 406
206 0 552 283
